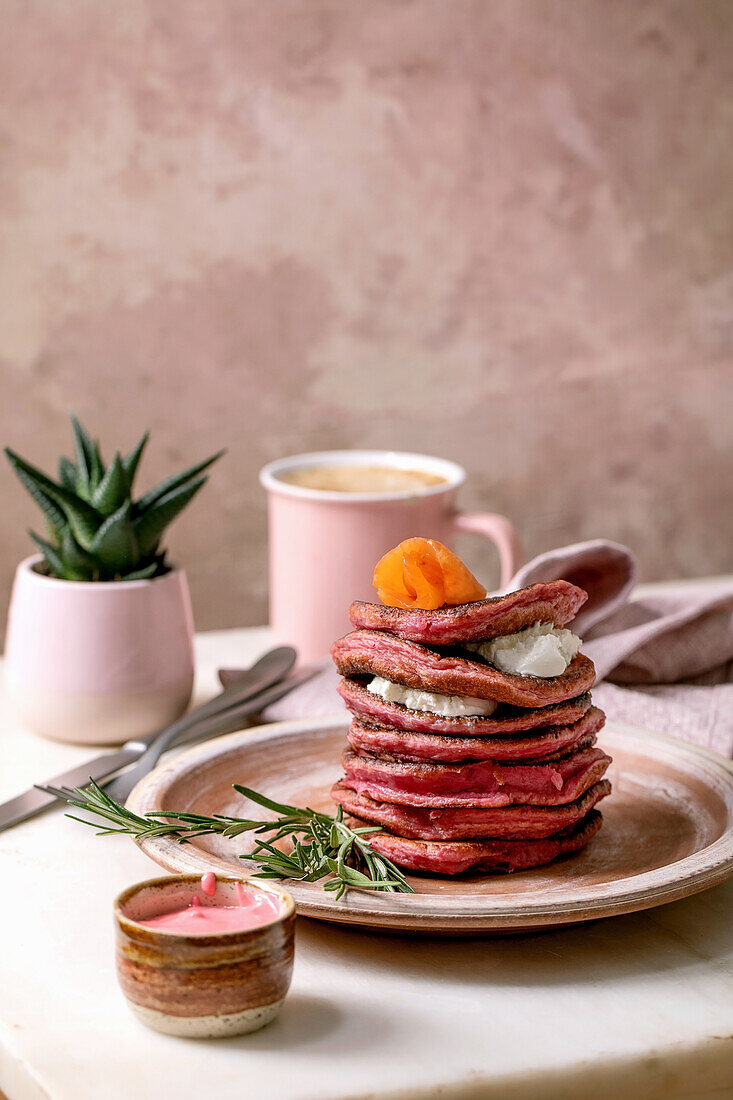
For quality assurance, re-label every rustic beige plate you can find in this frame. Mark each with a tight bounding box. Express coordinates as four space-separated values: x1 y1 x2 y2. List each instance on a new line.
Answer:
127 717 733 934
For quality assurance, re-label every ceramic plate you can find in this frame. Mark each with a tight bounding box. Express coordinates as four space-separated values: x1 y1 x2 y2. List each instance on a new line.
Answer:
127 717 733 934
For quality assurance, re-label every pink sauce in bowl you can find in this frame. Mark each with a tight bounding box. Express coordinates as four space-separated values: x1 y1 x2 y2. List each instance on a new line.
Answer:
135 877 282 935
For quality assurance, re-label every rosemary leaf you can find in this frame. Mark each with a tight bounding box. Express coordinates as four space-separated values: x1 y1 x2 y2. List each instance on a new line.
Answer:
61 779 413 897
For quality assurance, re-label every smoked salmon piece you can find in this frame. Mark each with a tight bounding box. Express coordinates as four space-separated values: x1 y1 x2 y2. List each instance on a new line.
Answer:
372 537 486 610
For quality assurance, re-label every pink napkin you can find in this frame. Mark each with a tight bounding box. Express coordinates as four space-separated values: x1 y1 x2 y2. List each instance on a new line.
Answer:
509 541 733 755
265 541 733 758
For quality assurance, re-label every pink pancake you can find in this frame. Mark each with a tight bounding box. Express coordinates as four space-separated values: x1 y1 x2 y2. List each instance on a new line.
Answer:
333 779 611 841
340 746 612 808
364 811 603 874
347 706 606 763
349 580 587 645
332 631 596 707
338 678 594 736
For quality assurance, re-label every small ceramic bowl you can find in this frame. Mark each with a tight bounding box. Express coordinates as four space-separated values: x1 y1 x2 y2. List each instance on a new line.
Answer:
114 875 295 1038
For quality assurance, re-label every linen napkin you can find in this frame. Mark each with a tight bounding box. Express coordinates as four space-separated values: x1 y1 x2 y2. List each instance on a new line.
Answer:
512 542 733 756
265 540 733 758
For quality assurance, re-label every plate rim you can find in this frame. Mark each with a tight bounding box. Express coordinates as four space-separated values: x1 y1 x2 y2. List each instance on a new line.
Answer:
127 715 733 930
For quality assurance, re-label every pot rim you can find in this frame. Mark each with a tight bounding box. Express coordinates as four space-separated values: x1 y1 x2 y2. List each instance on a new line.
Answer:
114 874 296 944
17 554 185 591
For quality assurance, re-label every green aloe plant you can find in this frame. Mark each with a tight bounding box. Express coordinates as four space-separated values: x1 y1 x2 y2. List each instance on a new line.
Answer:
5 415 223 582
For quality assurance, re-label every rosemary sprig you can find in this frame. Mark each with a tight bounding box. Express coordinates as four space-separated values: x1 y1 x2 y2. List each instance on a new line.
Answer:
62 779 413 899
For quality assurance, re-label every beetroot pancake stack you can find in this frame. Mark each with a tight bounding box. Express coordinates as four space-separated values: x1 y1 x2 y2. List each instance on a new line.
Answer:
330 548 611 876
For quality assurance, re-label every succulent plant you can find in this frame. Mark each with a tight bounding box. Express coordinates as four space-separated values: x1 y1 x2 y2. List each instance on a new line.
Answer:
5 415 223 582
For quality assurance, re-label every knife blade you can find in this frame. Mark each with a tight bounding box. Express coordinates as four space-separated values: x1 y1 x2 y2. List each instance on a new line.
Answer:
0 747 141 833
0 646 297 833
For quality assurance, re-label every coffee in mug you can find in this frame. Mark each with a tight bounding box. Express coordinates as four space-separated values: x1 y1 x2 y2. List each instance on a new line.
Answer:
279 465 446 494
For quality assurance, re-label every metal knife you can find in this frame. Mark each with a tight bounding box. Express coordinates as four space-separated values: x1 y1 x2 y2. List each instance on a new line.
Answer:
0 646 297 833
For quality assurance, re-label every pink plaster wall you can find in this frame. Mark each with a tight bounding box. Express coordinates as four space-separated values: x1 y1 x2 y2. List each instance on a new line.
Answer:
1 0 731 630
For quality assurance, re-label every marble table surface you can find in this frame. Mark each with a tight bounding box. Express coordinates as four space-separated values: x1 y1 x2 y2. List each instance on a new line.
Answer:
1 624 732 1100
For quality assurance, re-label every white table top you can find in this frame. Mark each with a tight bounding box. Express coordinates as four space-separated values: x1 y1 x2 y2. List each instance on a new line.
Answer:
1 625 732 1100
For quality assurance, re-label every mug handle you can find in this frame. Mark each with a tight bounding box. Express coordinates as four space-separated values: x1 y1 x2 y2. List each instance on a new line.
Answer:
451 512 523 590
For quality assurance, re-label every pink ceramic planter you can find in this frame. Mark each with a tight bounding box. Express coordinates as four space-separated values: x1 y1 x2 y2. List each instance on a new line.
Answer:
4 557 195 745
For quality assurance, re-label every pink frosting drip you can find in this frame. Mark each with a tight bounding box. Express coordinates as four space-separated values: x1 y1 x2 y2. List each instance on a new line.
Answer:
201 872 217 897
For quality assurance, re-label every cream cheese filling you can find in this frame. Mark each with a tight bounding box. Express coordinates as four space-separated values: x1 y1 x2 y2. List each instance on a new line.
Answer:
465 621 581 678
366 676 498 717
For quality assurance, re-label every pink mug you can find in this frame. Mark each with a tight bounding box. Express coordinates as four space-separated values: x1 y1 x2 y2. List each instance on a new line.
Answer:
259 451 523 663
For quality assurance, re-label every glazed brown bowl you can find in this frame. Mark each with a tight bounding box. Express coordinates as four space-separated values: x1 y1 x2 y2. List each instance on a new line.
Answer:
114 874 295 1038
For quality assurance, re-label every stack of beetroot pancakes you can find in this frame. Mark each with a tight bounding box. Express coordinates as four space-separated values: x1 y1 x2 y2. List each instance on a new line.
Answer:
330 569 611 876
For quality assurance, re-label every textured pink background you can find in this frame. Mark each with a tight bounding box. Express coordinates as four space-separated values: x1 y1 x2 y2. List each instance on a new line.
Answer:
1 0 731 630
